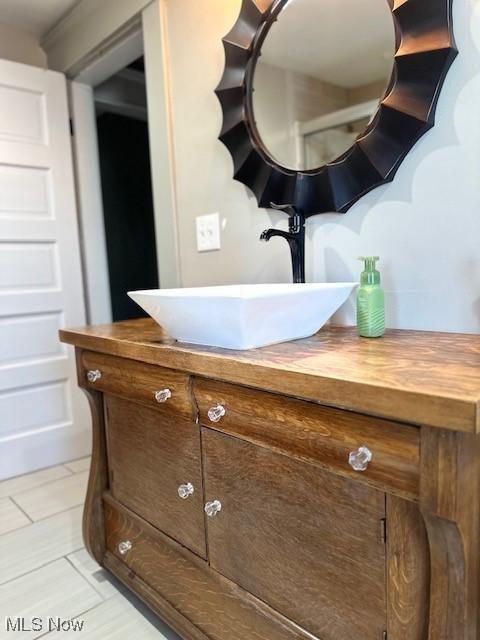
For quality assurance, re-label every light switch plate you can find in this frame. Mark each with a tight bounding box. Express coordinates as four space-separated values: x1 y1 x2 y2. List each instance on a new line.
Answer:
196 213 221 252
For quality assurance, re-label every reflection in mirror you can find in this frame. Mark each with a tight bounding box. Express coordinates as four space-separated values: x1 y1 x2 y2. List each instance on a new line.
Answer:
252 0 396 171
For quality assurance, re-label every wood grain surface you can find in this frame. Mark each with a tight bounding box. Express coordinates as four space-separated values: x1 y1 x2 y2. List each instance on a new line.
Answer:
61 319 480 432
64 322 480 639
81 350 193 420
104 497 318 640
386 495 430 639
105 395 206 558
195 377 420 500
420 427 480 640
75 351 108 566
202 428 387 640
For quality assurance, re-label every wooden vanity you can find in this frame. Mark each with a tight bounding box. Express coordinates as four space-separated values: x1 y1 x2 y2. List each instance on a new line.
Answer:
60 319 480 640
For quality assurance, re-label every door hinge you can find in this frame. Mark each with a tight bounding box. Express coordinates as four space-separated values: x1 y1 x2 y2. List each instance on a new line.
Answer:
69 118 74 136
380 517 387 544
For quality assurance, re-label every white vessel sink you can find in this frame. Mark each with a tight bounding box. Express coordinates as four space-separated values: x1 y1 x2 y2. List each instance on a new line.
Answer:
129 283 356 350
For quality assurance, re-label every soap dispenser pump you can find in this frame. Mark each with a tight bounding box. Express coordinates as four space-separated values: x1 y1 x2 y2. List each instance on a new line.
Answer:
357 256 385 338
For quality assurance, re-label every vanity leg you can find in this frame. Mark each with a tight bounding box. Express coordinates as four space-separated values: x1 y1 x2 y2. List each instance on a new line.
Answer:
76 350 108 565
386 495 429 640
420 427 480 640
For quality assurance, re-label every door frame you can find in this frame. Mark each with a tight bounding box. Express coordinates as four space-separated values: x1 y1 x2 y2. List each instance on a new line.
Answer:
50 0 180 323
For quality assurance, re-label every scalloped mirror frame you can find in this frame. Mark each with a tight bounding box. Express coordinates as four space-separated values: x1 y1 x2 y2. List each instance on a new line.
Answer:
215 0 457 217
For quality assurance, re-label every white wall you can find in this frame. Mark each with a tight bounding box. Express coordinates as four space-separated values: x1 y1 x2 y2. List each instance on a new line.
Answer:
310 0 480 333
165 0 292 286
0 23 46 67
165 0 480 333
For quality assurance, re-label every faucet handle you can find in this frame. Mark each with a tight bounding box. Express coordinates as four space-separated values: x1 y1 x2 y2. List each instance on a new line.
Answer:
269 203 305 234
269 202 301 217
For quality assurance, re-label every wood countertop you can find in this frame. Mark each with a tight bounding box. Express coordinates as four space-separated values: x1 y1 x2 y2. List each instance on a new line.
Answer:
60 318 480 433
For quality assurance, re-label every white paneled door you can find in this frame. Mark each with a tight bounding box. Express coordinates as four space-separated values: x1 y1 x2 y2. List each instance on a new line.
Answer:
0 59 89 480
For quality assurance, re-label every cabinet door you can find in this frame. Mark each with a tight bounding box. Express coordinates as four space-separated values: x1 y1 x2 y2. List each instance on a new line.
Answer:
106 395 206 558
203 429 387 640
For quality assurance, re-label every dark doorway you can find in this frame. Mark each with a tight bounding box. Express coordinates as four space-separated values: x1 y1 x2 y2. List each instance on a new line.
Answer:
95 59 158 321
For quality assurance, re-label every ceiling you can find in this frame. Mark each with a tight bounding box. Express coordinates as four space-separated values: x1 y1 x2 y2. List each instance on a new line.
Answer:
259 0 396 89
0 0 81 38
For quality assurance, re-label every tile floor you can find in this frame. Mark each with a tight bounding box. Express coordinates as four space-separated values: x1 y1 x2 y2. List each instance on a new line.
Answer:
0 458 180 639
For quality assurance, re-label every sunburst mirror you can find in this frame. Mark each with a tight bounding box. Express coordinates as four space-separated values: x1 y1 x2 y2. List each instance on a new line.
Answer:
216 0 457 217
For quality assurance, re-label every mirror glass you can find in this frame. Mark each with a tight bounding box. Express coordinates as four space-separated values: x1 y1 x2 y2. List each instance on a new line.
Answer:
252 0 396 171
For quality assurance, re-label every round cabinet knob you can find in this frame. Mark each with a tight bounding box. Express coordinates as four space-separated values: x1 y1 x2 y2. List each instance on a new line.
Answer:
349 446 373 472
178 482 195 499
204 500 222 518
87 369 102 383
155 388 172 403
207 404 226 423
118 540 132 555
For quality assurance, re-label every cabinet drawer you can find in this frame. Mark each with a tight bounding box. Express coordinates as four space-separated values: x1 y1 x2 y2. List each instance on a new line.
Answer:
203 429 387 640
195 378 420 500
81 351 192 419
104 497 316 640
105 395 206 558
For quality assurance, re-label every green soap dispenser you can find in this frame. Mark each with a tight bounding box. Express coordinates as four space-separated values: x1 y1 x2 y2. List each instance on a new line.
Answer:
357 256 385 338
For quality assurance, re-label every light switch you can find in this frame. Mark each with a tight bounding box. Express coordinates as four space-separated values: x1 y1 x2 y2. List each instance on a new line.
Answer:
196 213 221 252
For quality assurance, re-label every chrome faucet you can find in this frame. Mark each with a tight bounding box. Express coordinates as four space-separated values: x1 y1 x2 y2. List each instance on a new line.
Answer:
260 203 306 283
